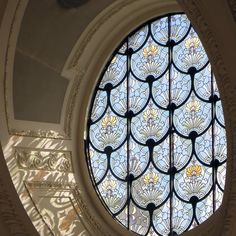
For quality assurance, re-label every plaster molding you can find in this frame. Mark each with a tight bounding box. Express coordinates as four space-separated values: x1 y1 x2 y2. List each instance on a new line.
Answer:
62 0 139 137
25 181 82 235
63 70 86 137
25 181 77 192
9 128 68 140
67 0 137 70
0 144 38 235
25 181 110 236
72 188 112 236
14 147 73 173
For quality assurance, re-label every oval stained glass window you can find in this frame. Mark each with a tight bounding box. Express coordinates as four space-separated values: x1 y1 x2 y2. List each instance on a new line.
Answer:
85 13 227 235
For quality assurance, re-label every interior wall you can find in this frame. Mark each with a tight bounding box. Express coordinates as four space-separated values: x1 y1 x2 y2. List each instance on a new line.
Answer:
0 0 236 235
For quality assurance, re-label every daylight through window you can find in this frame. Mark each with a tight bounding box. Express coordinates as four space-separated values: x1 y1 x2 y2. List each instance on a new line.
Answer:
85 13 227 236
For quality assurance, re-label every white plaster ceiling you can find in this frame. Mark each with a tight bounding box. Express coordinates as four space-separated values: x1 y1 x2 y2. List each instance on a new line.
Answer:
13 0 115 123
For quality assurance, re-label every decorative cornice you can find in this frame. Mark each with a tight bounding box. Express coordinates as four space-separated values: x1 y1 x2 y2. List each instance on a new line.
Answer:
9 128 68 139
64 70 85 137
68 0 137 70
25 181 76 191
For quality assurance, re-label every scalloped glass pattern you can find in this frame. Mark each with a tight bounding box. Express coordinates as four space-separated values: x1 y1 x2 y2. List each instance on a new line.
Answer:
85 13 227 236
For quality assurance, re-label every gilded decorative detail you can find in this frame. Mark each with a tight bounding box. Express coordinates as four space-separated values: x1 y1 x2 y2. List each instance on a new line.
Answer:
72 188 112 236
24 181 111 236
15 147 73 172
25 182 88 236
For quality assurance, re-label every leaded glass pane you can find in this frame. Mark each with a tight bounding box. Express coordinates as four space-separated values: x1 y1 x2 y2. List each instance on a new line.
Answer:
85 13 227 236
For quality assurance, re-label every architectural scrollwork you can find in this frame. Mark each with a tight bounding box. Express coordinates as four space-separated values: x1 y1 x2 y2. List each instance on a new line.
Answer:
9 128 68 140
15 148 73 173
25 182 86 235
24 181 111 236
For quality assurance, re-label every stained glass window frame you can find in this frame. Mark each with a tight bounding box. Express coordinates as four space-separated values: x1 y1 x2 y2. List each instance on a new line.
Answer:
85 12 227 236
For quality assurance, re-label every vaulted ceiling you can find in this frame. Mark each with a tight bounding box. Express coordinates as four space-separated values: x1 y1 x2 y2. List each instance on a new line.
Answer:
14 0 114 123
1 0 236 235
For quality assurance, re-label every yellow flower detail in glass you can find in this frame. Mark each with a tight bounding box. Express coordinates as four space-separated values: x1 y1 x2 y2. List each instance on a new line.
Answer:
143 172 159 185
183 97 204 132
141 43 160 75
87 13 227 234
102 56 118 86
101 178 124 213
182 34 203 68
143 45 158 58
186 99 201 113
99 113 121 148
186 165 202 178
102 179 117 193
140 106 160 139
185 37 200 50
143 108 158 124
102 114 117 133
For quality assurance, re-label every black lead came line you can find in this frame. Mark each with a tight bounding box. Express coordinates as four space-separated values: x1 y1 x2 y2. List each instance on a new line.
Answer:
211 67 216 213
126 37 131 230
167 15 174 236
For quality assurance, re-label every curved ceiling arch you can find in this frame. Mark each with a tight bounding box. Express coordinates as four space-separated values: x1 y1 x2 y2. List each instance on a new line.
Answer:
0 0 236 235
71 0 235 235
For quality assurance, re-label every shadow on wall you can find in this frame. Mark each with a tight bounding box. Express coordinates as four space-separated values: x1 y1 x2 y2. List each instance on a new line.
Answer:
57 0 89 9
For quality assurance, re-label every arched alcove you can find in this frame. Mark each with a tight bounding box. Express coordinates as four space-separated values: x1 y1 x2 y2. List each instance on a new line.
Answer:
71 0 234 235
85 12 227 236
0 0 235 235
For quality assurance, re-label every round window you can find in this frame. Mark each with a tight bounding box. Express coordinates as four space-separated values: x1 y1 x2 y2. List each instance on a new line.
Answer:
85 13 227 236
